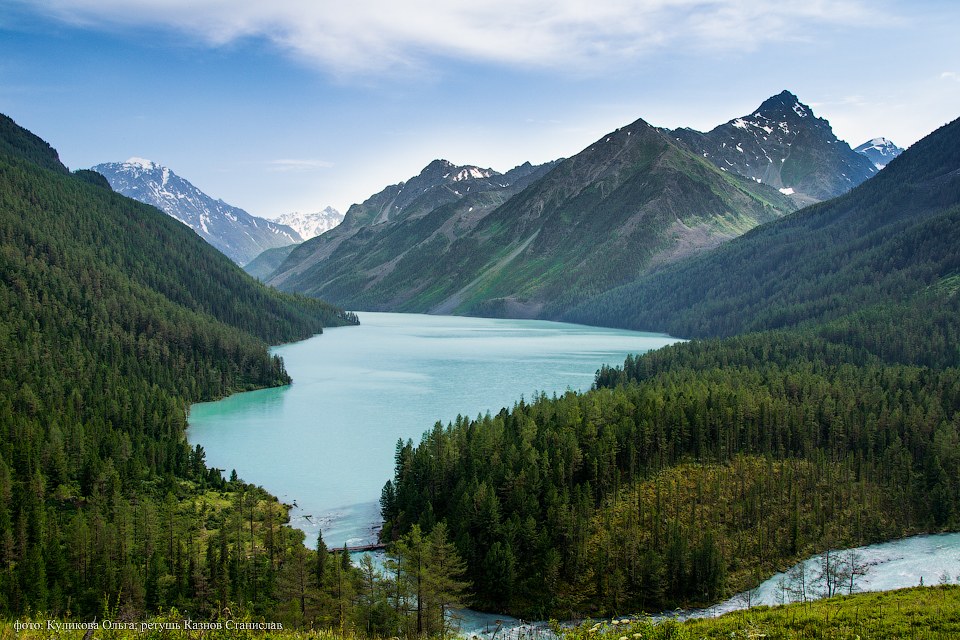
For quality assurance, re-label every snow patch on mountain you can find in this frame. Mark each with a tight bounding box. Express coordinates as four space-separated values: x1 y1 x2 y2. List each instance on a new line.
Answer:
275 207 345 240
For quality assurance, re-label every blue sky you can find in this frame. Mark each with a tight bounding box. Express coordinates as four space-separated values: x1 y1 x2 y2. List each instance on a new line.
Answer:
1 0 958 217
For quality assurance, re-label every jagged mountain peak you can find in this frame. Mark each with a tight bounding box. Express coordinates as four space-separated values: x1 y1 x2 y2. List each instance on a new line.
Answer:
340 158 520 229
753 90 809 118
670 91 877 202
417 158 499 182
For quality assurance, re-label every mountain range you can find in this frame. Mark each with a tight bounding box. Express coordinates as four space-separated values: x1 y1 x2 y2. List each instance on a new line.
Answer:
266 91 879 317
381 111 960 620
92 158 302 264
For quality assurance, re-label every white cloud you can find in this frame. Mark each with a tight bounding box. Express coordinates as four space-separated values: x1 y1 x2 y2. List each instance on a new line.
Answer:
941 71 960 82
268 158 334 172
16 0 885 76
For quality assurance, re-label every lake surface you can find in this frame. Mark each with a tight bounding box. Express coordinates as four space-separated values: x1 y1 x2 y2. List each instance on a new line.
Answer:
188 311 678 547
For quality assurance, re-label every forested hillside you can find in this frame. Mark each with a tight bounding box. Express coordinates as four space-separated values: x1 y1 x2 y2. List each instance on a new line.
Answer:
381 116 960 618
0 114 357 617
565 116 960 338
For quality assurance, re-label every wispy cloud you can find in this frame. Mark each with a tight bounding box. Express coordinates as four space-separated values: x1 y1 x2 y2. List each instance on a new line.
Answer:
15 0 889 76
941 71 960 82
267 158 334 172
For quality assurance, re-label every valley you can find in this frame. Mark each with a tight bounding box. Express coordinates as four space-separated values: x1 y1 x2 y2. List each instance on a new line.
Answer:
0 79 958 637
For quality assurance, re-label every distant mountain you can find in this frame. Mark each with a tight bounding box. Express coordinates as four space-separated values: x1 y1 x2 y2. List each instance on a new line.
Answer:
336 159 512 230
275 206 344 240
566 116 960 338
269 119 796 317
670 91 877 204
92 158 301 264
854 137 904 169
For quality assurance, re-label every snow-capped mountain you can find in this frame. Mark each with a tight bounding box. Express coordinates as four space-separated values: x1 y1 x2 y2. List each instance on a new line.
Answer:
670 91 878 203
91 158 301 264
341 159 505 229
275 207 344 240
854 137 904 169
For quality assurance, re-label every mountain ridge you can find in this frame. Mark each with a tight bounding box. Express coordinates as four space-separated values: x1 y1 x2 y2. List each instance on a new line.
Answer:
268 112 796 317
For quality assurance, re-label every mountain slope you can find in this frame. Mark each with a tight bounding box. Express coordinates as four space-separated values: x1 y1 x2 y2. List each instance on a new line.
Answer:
270 120 795 317
854 137 904 169
566 116 960 338
265 159 561 302
92 158 301 264
671 91 877 204
0 113 356 617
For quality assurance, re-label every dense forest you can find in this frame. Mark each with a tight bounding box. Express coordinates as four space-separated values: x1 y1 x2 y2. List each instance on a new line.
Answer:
381 117 960 618
0 113 372 620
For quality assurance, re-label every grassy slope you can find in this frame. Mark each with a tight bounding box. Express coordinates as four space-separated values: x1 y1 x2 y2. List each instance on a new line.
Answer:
3 586 958 639
563 585 960 639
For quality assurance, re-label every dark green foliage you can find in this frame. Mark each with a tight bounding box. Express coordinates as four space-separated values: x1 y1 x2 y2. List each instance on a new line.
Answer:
382 116 960 618
382 311 960 616
0 114 69 175
0 113 357 619
71 169 113 190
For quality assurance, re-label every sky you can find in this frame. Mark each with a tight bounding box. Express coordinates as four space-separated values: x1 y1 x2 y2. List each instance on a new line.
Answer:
1 0 959 218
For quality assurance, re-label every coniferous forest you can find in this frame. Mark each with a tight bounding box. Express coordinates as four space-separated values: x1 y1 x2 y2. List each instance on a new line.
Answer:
0 113 371 620
381 118 960 618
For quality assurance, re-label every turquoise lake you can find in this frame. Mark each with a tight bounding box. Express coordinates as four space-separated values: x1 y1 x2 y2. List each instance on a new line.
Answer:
188 311 678 548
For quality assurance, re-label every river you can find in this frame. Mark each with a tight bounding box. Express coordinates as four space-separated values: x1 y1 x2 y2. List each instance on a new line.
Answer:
188 311 678 548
